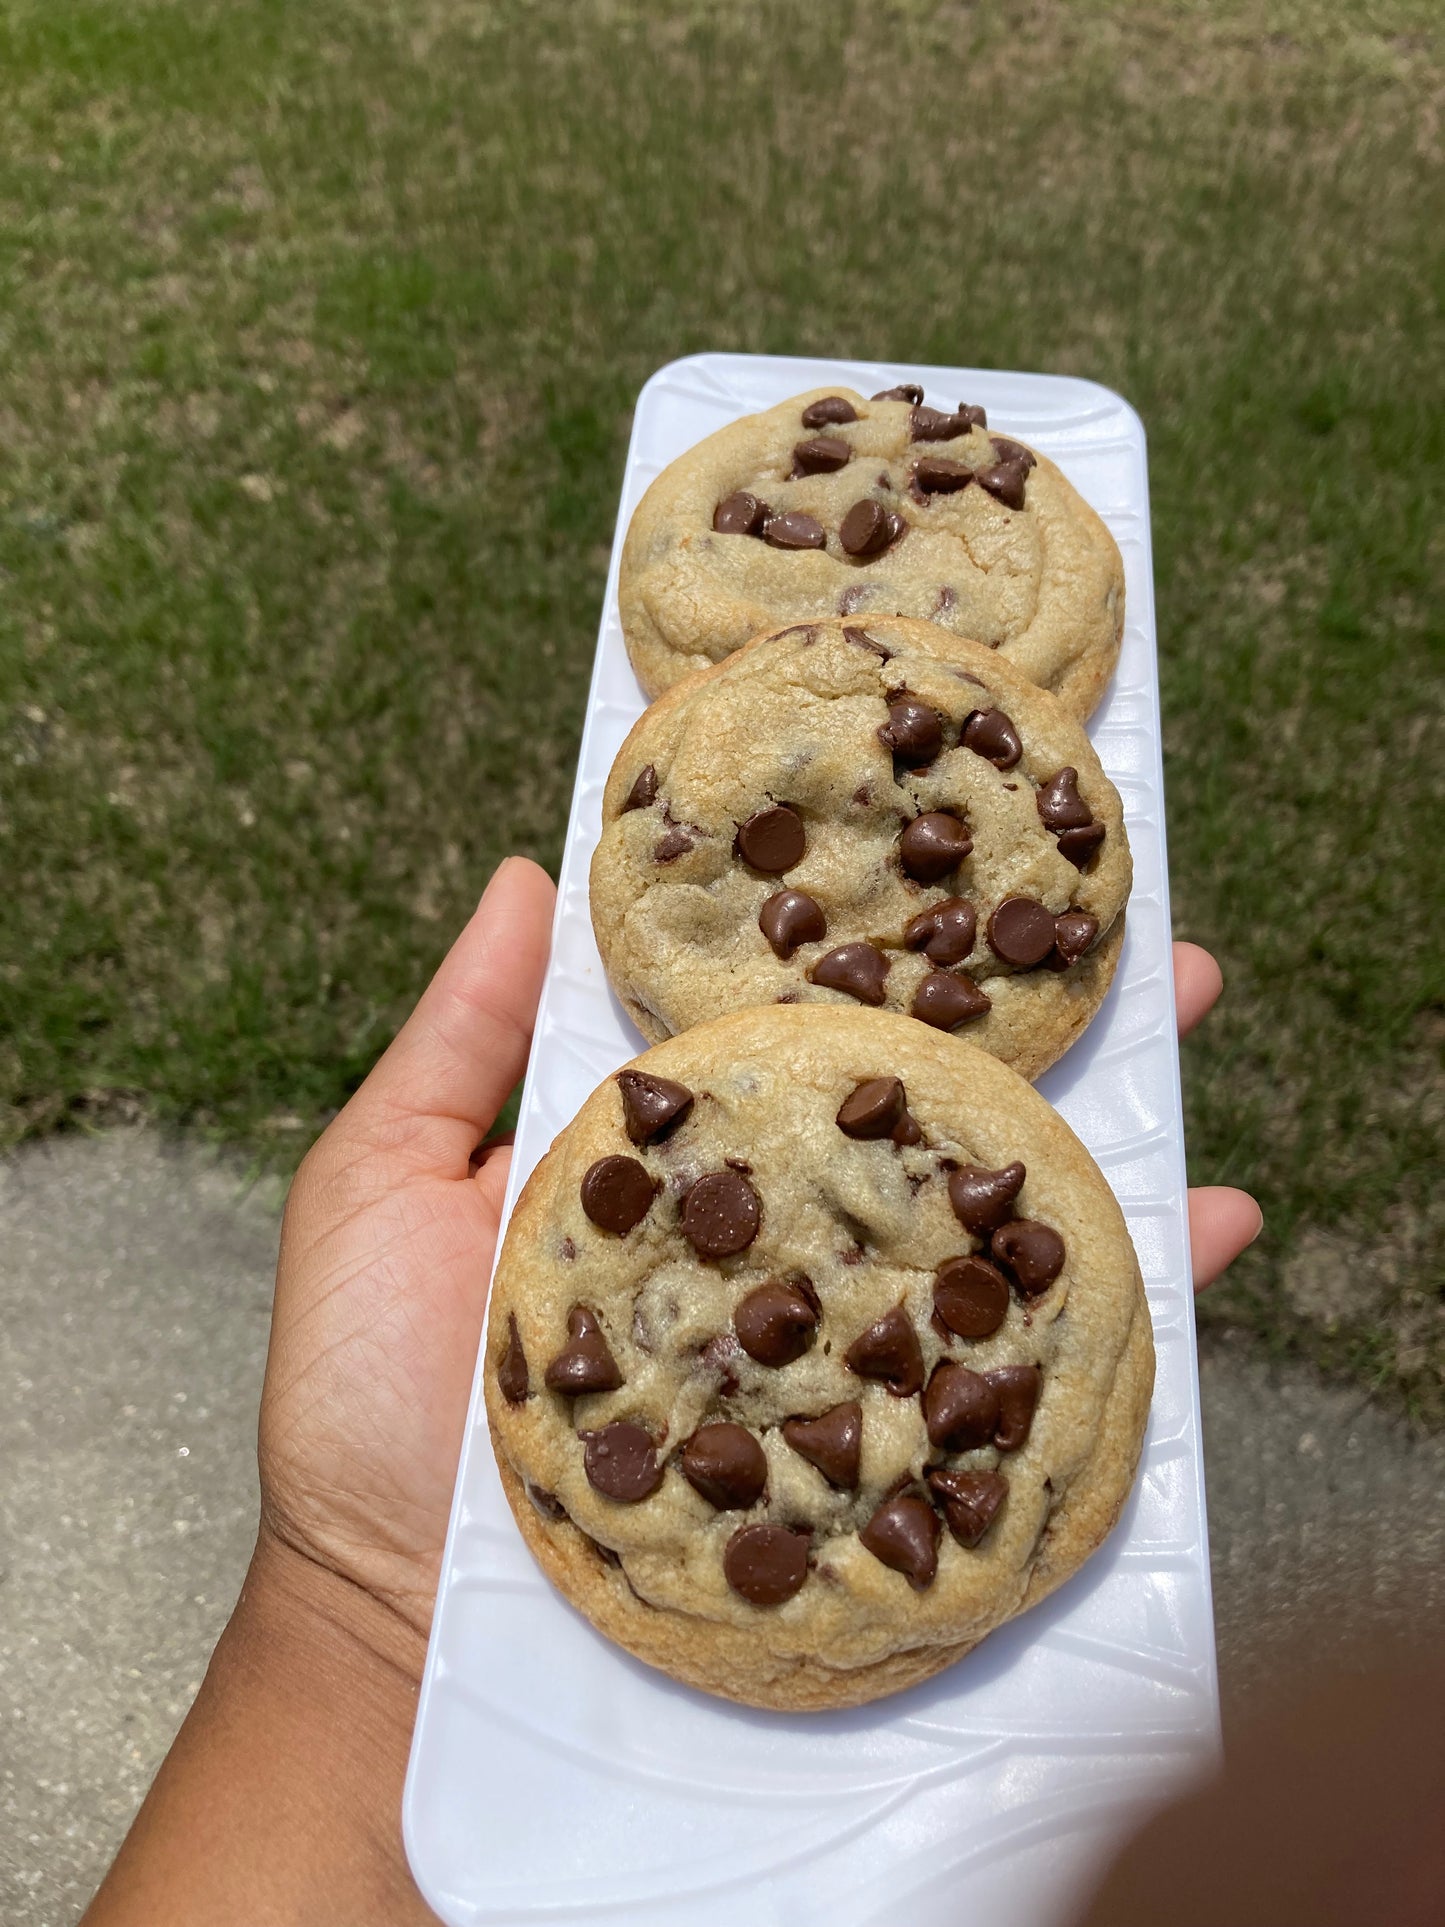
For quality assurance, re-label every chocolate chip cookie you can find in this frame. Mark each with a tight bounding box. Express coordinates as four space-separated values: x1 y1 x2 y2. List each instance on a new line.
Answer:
485 1005 1152 1711
590 616 1130 1080
619 385 1124 714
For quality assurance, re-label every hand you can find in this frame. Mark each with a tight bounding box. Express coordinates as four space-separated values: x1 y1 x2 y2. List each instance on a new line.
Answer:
1172 942 1263 1288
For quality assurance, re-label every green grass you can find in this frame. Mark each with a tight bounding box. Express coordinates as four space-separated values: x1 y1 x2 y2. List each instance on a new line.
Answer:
1 0 1440 1416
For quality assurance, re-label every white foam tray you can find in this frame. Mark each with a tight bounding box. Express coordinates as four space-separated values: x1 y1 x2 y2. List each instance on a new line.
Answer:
405 354 1218 1927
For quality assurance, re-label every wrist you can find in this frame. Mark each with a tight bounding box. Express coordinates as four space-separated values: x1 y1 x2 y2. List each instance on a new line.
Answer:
242 1519 431 1700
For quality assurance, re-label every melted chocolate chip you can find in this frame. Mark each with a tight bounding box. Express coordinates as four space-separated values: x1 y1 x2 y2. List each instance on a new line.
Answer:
976 462 1028 510
697 1330 743 1395
544 1304 623 1395
933 1255 1010 1339
809 942 890 1005
497 1312 529 1404
1057 821 1107 870
987 896 1058 968
580 1156 658 1235
682 1170 761 1259
911 970 991 1030
914 456 974 494
987 1364 1042 1450
616 1069 693 1144
923 1360 1001 1451
859 1492 940 1589
990 436 1035 469
927 1467 1007 1547
958 403 988 429
802 395 859 428
846 1304 925 1397
582 1421 663 1502
526 1481 568 1521
681 1422 768 1509
836 1077 907 1140
736 804 805 874
878 696 944 766
763 510 826 550
724 1523 809 1605
904 897 977 965
782 1402 862 1489
1050 911 1099 968
910 404 968 442
622 764 658 812
961 707 1022 770
991 1221 1066 1295
840 498 903 557
1037 767 1092 831
792 434 852 476
872 383 924 404
654 825 694 862
900 812 973 883
734 1279 818 1366
842 624 893 659
948 1162 1026 1234
713 490 768 536
759 888 826 958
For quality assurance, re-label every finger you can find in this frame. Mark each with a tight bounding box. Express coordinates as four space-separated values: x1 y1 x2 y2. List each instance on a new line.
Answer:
338 857 555 1170
1173 942 1224 1039
1188 1186 1263 1290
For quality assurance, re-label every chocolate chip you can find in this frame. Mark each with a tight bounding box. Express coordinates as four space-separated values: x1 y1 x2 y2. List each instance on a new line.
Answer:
497 1312 529 1404
911 970 991 1030
910 404 968 442
736 804 805 873
1057 821 1107 870
957 403 988 429
544 1304 623 1395
1036 767 1093 832
809 942 890 1005
845 1304 925 1397
582 1421 663 1502
878 696 944 766
560 1236 576 1261
986 1364 1042 1450
622 764 658 811
842 624 892 659
859 1492 939 1589
792 434 852 476
840 498 903 557
987 896 1058 968
681 1422 768 1509
802 395 859 428
723 1523 809 1605
759 888 826 958
914 456 974 494
923 1360 1001 1451
948 1161 1026 1234
615 1069 693 1145
682 1169 761 1259
526 1481 568 1521
904 896 978 965
991 1220 1066 1295
976 462 1028 510
927 1467 1006 1547
654 825 693 862
990 436 1035 470
734 1279 817 1366
836 1077 907 1140
900 812 972 883
580 1156 657 1235
872 383 924 404
934 584 957 615
762 510 826 550
782 1402 862 1489
697 1330 742 1395
838 585 869 614
713 490 768 536
1050 911 1099 968
961 707 1022 770
933 1255 1010 1339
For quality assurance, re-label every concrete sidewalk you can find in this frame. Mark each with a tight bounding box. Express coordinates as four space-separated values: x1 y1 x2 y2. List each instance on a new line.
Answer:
3 1131 1442 1926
